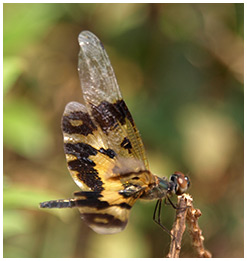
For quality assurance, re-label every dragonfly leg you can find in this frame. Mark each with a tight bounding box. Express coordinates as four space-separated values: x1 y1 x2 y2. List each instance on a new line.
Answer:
166 196 188 214
153 199 175 238
166 196 178 209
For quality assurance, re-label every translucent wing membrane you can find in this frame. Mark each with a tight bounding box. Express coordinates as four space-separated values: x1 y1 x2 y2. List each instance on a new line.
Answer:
78 30 122 106
77 31 149 169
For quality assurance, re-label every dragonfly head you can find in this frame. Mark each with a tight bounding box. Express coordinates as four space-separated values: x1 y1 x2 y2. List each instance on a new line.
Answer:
169 171 190 195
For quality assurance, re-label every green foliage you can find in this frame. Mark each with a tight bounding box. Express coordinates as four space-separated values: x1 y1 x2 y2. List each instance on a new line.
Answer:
3 183 74 258
3 57 24 94
4 99 52 158
3 3 63 56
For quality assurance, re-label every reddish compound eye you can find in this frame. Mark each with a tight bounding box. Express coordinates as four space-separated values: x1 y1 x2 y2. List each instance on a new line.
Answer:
170 171 190 195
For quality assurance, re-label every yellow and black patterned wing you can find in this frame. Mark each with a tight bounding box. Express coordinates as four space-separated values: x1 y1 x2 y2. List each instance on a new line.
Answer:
77 31 149 169
62 100 155 234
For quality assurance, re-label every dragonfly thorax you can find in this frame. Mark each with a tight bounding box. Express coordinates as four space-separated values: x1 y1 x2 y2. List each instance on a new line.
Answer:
140 171 190 200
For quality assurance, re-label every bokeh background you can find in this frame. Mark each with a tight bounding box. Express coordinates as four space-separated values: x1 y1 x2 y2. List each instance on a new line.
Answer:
3 3 244 258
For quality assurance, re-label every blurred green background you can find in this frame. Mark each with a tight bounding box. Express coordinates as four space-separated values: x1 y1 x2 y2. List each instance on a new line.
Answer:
3 3 243 258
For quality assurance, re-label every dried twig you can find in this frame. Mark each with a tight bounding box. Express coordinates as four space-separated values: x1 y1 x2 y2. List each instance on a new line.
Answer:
167 194 190 258
167 194 212 258
186 198 212 258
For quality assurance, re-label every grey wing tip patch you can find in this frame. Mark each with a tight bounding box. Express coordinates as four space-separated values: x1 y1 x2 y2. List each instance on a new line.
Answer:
64 101 87 115
78 30 94 45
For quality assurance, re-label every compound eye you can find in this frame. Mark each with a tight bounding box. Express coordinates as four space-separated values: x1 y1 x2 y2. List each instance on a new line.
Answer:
173 171 190 195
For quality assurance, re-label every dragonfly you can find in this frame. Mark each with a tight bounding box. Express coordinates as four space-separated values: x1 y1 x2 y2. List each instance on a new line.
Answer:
40 31 190 235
